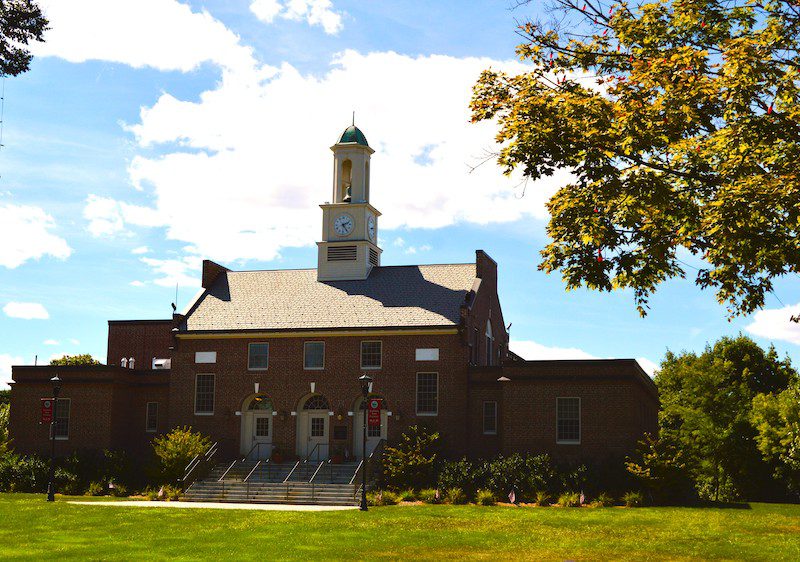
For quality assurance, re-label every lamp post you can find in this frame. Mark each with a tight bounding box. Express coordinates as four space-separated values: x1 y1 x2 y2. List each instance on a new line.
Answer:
358 374 372 512
46 375 62 502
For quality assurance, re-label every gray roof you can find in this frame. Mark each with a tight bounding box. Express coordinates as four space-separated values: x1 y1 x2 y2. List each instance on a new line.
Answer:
182 264 477 332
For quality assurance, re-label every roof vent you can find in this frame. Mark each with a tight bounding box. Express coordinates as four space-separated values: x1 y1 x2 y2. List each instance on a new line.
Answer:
369 248 379 267
152 358 172 370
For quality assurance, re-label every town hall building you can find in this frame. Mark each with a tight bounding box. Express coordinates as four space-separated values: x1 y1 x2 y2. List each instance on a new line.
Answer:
9 125 658 471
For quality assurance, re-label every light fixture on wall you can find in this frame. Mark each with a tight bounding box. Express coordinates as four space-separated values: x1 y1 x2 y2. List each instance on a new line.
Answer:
254 382 260 394
310 382 316 393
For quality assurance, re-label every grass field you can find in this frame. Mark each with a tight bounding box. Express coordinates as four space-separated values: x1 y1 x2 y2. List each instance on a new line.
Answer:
1 494 799 560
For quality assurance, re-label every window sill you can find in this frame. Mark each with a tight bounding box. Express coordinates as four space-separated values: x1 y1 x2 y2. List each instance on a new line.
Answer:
483 431 498 436
54 436 69 441
556 440 581 445
304 367 325 371
248 368 268 372
416 412 438 417
194 412 214 416
146 429 157 433
360 366 382 370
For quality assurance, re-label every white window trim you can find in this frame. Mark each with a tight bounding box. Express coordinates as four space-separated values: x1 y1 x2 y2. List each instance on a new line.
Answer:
54 398 70 441
556 396 581 445
415 372 438 416
303 341 325 370
194 373 215 416
247 342 269 371
360 340 382 370
482 400 498 435
146 401 158 433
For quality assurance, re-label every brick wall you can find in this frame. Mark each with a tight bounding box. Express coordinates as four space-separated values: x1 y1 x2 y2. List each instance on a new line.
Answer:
107 320 172 369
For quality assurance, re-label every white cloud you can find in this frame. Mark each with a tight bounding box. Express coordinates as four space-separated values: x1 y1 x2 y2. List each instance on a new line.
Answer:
68 338 80 345
83 195 163 238
636 357 659 377
0 354 24 389
393 237 405 247
745 303 800 346
0 204 72 268
510 340 596 361
95 49 560 266
251 0 344 35
3 302 50 320
43 339 59 345
33 0 257 73
130 280 146 287
131 246 150 255
139 256 202 288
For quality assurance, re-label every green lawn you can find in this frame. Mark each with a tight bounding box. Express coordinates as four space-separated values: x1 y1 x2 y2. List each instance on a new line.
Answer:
1 494 798 560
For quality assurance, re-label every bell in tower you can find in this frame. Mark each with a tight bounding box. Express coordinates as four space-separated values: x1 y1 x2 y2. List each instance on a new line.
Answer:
331 125 373 204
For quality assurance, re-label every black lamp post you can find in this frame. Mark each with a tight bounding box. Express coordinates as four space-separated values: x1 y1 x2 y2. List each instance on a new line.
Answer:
358 373 372 512
46 375 62 502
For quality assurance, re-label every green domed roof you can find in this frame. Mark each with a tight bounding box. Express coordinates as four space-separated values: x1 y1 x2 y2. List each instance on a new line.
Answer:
338 125 369 147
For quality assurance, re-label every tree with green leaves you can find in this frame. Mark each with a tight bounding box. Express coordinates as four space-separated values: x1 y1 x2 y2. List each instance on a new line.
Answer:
751 383 800 496
471 0 799 318
382 425 440 490
152 426 210 485
1 0 48 77
49 354 100 366
656 335 796 501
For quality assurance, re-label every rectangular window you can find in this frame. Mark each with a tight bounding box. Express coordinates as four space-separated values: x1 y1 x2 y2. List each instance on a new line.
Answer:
304 342 325 370
255 417 270 437
557 397 581 444
54 398 70 440
416 372 438 415
360 341 382 369
146 402 158 433
195 374 215 415
310 417 325 437
483 401 497 435
248 343 269 370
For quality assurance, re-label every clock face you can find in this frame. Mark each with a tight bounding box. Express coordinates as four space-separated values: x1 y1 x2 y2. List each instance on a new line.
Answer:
367 215 376 240
334 214 354 236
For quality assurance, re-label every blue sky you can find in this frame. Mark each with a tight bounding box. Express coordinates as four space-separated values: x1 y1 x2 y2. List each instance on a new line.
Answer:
1 0 798 386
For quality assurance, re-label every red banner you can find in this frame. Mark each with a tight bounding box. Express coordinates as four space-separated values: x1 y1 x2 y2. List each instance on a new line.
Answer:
41 398 54 424
367 398 382 427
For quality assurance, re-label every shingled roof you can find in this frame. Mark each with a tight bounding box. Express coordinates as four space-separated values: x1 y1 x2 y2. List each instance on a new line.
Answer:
181 264 477 332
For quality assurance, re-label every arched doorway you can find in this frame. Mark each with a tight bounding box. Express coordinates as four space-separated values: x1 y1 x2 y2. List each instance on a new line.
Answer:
240 394 273 459
296 394 330 461
353 395 388 459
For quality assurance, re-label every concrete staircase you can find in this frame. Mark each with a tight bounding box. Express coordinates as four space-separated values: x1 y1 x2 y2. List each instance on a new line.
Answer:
185 460 362 506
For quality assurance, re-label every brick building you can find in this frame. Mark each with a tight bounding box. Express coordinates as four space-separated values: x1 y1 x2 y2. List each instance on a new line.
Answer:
9 125 658 465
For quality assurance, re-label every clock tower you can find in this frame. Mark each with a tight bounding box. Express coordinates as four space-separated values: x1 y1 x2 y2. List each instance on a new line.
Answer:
317 125 382 281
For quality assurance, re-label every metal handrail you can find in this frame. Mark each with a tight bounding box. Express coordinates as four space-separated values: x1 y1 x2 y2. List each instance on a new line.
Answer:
244 460 263 482
283 460 301 483
303 442 329 463
309 461 325 482
182 441 219 487
217 459 238 482
349 459 364 486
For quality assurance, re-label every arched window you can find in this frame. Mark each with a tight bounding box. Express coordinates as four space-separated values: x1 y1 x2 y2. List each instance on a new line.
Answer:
485 320 493 366
303 395 330 410
247 395 273 410
341 159 352 202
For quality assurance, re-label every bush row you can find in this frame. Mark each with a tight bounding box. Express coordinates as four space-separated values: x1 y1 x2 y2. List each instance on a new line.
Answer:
368 488 646 507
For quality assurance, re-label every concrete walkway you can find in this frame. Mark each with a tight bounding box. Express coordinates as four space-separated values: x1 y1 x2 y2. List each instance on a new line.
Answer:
67 500 358 512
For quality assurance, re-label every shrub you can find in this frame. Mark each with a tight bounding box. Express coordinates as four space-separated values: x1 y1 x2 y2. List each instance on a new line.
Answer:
55 467 81 496
444 487 467 505
591 492 615 507
475 489 496 506
534 490 550 507
382 425 440 490
367 490 400 506
0 403 10 455
164 485 183 501
438 458 482 496
0 453 48 492
397 489 416 502
152 426 211 485
623 491 645 507
417 488 442 504
109 483 128 497
557 492 581 507
87 481 106 496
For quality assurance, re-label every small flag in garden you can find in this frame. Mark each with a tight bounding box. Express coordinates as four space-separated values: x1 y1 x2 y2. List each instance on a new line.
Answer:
158 486 165 499
377 491 383 504
508 489 516 504
580 491 585 505
435 489 440 501
109 481 115 490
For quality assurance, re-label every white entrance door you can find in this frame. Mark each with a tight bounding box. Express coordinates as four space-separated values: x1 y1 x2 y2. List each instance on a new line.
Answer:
305 413 329 461
354 404 388 459
241 412 272 460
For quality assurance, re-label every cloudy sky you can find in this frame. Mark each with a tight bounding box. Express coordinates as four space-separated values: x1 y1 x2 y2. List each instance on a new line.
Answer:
1 0 798 387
